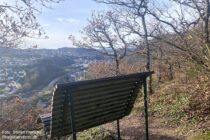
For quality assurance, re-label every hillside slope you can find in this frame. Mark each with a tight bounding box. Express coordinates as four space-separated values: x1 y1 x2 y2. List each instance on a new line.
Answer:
18 57 74 94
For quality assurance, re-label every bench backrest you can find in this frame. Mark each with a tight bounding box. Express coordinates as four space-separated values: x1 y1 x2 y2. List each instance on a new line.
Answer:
50 72 153 138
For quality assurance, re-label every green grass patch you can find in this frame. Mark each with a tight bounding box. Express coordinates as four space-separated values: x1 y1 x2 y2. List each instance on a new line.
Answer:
0 88 6 94
38 90 52 97
187 63 203 81
186 131 210 140
134 92 195 126
75 128 116 140
42 90 52 95
151 81 161 90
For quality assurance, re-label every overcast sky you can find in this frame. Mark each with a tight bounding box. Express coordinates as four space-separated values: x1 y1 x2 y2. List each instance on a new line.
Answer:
23 0 108 49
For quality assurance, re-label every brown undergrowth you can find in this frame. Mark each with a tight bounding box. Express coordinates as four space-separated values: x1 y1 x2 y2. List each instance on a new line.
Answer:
133 70 210 138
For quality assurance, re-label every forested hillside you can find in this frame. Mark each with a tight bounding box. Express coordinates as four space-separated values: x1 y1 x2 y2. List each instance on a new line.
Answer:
18 57 74 94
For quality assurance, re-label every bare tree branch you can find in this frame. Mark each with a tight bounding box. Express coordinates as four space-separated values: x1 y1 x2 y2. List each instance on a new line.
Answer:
0 0 63 47
69 11 130 75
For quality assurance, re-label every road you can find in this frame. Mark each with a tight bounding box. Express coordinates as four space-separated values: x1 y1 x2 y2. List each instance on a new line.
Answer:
41 76 64 91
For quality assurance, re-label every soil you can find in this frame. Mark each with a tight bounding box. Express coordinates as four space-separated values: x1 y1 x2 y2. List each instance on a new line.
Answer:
102 114 185 140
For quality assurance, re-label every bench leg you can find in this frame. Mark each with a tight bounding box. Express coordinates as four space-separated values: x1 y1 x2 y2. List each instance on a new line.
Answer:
117 119 120 140
43 128 48 140
69 90 77 140
143 78 149 140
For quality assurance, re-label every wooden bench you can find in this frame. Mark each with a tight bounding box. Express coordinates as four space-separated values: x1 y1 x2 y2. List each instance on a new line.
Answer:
37 72 154 140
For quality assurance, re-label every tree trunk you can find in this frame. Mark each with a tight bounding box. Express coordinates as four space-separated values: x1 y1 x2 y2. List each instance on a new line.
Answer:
141 15 153 94
115 58 120 76
203 0 210 64
169 64 173 81
204 0 210 51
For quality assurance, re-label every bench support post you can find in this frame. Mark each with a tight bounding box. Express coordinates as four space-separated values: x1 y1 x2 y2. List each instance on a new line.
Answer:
117 119 120 140
69 90 77 140
143 77 149 140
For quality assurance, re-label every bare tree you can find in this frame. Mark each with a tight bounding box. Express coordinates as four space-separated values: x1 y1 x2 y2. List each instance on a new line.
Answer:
147 0 210 68
69 11 130 75
87 60 139 79
172 0 210 51
94 0 154 94
0 0 63 47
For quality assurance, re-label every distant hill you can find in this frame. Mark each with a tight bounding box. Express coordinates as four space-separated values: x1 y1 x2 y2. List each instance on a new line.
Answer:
0 47 133 59
0 47 100 57
0 47 19 56
58 47 99 56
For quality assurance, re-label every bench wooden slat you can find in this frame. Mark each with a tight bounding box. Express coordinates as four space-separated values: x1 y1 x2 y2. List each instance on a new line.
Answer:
53 79 139 98
51 111 125 137
53 103 129 124
37 113 51 134
54 84 134 103
51 100 127 120
56 72 152 90
52 93 132 115
51 105 126 130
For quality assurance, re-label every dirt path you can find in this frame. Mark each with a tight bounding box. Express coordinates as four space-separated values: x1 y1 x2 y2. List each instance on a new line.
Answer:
102 114 184 140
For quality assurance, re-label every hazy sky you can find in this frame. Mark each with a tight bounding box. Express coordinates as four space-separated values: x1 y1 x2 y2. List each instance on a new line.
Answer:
22 0 181 49
24 0 108 49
